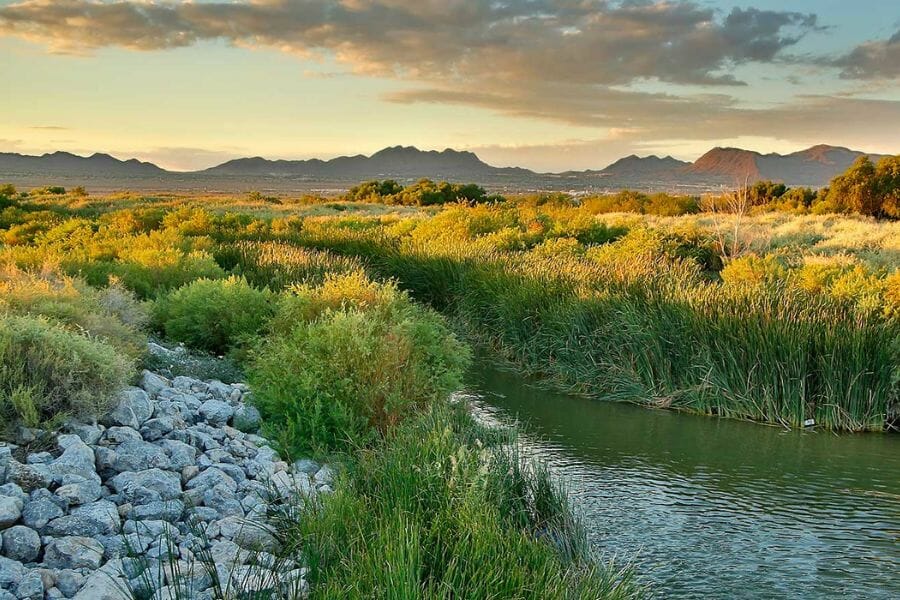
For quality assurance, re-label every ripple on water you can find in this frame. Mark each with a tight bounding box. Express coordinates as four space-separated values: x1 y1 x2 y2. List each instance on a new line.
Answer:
467 371 900 600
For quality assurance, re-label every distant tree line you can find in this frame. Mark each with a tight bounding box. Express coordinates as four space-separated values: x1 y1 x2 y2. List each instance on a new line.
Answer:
343 178 500 206
720 155 899 218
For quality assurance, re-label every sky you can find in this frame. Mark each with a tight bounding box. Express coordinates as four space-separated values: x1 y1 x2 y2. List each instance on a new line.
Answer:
1 0 898 172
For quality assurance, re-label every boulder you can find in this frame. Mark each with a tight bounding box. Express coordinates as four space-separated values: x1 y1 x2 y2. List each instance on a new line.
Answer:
21 498 64 531
110 440 170 473
0 497 22 529
0 525 40 563
140 371 170 397
198 400 233 426
45 500 120 537
43 537 104 570
231 405 261 433
109 469 181 503
104 388 153 429
54 478 103 506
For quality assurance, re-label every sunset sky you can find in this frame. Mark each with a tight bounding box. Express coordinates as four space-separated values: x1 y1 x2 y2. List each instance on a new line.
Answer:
1 0 898 172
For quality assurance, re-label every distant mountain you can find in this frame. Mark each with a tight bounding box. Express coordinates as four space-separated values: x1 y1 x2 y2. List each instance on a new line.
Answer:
203 145 531 180
0 144 893 192
600 154 689 179
0 151 165 177
683 145 889 186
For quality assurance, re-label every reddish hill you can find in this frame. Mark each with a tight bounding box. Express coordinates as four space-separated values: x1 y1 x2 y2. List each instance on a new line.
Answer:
685 147 761 181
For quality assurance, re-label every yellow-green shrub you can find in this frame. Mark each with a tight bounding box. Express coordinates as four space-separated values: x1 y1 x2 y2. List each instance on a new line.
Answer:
153 276 276 355
0 264 148 360
250 277 471 455
0 315 132 431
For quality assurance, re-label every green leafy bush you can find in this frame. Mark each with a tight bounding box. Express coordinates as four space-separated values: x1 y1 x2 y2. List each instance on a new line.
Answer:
0 265 148 360
153 276 276 355
250 279 470 455
0 315 132 431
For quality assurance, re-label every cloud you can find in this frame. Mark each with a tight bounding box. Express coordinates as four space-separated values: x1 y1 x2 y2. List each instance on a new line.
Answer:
28 125 69 130
1 0 894 162
829 29 900 80
0 0 819 86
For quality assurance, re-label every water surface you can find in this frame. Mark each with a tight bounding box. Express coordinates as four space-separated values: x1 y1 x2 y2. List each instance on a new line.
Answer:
467 366 900 599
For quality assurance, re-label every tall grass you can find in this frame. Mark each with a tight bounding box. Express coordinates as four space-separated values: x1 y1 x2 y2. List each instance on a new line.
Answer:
287 213 898 432
280 403 642 599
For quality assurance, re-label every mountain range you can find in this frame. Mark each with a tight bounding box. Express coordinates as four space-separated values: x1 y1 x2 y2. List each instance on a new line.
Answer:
0 144 891 192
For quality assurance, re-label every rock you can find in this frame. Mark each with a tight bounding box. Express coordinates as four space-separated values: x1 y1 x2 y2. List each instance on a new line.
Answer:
67 423 102 446
5 461 52 493
314 465 335 486
139 418 176 442
110 440 169 473
198 400 233 426
54 570 84 598
48 441 97 484
140 371 170 397
172 376 195 392
231 405 261 433
0 448 10 484
162 560 213 595
156 441 196 471
71 558 124 600
25 452 53 465
0 555 25 588
104 388 153 430
205 381 232 402
185 468 236 493
129 500 183 522
103 426 143 444
13 569 43 599
45 500 120 537
55 478 103 506
218 517 279 552
181 466 199 484
292 459 320 475
109 469 181 503
21 497 64 531
0 497 22 529
1 526 40 562
202 485 243 518
0 485 25 503
43 537 104 570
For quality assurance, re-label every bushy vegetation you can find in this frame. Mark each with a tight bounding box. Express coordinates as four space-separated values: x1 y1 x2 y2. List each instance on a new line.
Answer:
0 314 132 431
2 187 896 431
153 276 276 356
250 274 471 455
582 190 701 216
344 178 497 206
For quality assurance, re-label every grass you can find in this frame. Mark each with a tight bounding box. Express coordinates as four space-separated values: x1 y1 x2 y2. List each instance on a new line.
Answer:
271 403 643 599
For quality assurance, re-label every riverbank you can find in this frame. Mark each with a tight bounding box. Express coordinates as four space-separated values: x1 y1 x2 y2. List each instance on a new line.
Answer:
0 253 640 597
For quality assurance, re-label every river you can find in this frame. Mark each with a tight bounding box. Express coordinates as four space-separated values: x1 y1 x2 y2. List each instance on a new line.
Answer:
466 365 900 599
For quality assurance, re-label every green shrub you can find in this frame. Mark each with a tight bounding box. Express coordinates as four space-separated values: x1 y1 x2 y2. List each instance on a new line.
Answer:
0 265 148 360
153 276 276 355
0 315 132 432
250 289 470 455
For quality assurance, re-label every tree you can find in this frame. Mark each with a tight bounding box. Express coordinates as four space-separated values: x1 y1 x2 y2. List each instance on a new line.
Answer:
874 155 900 218
748 180 787 206
825 156 879 216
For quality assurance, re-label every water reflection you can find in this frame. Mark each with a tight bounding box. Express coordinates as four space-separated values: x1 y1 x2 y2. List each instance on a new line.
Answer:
468 366 900 599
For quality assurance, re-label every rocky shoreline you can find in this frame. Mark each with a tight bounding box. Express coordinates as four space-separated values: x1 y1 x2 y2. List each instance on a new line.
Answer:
0 357 331 600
